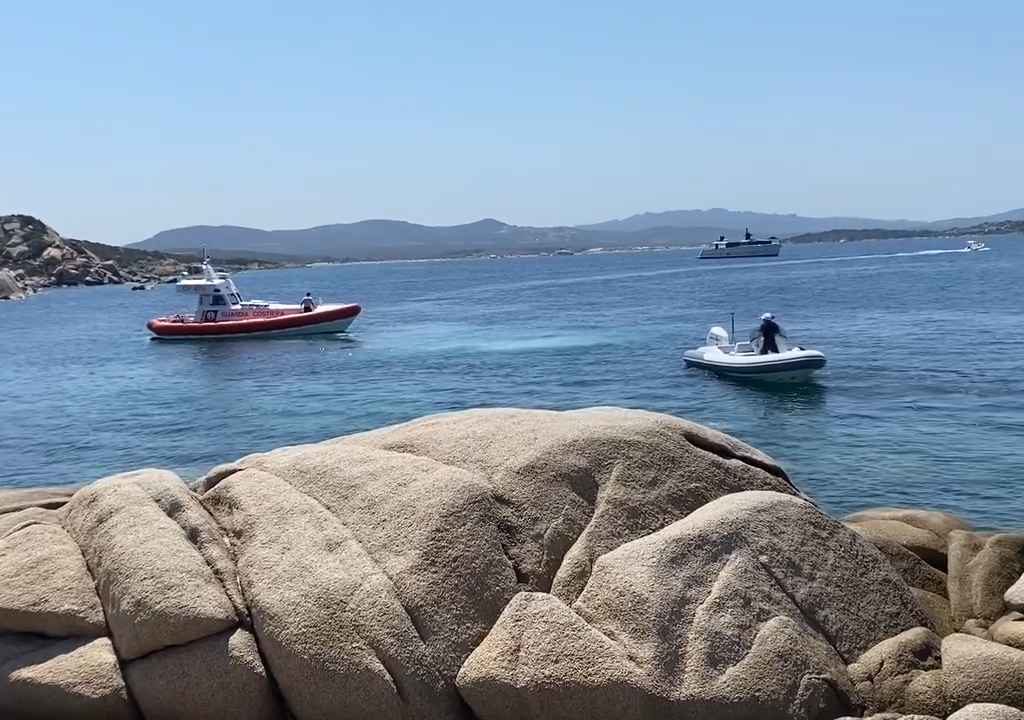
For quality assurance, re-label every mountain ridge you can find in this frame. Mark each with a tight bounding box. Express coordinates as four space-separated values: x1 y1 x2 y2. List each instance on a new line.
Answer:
133 220 734 261
130 207 1024 261
580 207 1024 233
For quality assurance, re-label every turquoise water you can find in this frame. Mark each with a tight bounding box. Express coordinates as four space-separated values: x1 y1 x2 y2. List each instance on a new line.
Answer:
2 236 1022 528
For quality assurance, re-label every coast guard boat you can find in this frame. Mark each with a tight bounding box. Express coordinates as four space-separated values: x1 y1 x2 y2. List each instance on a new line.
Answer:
146 258 361 340
698 228 781 259
683 317 826 381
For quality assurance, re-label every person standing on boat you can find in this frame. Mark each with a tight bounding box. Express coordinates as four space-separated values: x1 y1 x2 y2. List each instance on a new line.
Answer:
300 292 316 313
756 312 784 354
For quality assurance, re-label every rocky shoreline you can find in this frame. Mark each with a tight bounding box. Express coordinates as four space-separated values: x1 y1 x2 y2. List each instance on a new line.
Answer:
0 214 290 300
0 407 1022 719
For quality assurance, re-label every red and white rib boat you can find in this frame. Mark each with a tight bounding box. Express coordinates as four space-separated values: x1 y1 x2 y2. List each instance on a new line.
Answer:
146 259 361 340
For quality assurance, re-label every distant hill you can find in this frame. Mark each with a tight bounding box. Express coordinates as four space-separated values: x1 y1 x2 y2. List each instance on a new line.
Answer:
131 219 727 261
925 208 1024 230
72 239 294 273
131 207 1024 262
581 207 1024 234
581 208 921 234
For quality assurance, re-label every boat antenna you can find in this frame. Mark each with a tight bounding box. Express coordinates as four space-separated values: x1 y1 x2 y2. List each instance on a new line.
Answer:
730 311 735 342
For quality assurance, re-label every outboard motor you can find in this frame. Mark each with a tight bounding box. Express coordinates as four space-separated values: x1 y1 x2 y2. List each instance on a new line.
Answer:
706 326 730 347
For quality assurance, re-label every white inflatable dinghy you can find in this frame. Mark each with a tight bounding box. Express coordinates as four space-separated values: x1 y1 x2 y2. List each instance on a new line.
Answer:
684 325 826 381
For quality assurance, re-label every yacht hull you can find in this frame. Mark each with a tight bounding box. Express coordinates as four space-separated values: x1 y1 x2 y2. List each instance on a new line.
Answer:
698 244 781 259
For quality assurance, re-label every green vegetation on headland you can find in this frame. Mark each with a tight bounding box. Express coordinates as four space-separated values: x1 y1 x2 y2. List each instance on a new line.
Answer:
0 215 303 300
785 220 1024 244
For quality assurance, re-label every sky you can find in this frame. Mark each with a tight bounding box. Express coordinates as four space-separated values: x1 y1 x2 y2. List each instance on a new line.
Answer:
2 1 1022 244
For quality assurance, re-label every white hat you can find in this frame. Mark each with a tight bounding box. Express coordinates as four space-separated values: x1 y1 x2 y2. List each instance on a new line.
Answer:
760 313 774 320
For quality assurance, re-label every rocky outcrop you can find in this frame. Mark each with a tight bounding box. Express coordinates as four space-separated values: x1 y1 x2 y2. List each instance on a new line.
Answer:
0 523 106 637
845 507 971 572
62 472 240 660
1 214 298 298
948 532 1024 627
200 408 802 719
942 634 1024 709
0 215 126 296
0 407 1022 719
847 628 947 717
0 486 77 515
991 613 1024 650
458 490 928 720
0 635 136 719
948 705 1024 719
124 628 282 720
0 268 25 299
1005 574 1024 612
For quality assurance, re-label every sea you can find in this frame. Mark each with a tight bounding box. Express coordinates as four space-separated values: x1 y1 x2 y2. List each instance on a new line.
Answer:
1 236 1022 529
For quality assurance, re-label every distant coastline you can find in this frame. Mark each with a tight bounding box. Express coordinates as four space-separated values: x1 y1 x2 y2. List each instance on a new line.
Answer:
785 220 1024 245
130 209 1023 264
4 211 1022 300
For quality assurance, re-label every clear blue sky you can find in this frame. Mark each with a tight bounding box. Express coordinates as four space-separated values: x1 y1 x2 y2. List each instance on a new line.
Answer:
2 1 1021 244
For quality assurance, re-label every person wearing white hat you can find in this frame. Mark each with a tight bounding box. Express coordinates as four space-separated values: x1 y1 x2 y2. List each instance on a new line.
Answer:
757 313 783 354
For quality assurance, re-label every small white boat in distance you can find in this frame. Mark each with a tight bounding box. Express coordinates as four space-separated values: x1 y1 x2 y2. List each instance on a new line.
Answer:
698 228 781 259
965 239 988 252
683 325 826 381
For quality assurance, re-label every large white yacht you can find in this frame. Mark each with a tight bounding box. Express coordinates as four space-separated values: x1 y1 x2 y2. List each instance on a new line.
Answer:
698 228 781 259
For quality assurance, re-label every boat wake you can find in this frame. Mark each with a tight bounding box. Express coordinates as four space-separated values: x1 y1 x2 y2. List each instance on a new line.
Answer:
415 247 979 299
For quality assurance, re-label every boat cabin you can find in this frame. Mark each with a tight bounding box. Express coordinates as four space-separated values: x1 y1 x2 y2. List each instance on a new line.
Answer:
709 232 779 249
709 239 778 249
175 260 245 321
172 259 304 323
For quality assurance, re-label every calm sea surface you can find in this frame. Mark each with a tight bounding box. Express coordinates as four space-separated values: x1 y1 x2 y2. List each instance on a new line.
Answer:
2 236 1022 528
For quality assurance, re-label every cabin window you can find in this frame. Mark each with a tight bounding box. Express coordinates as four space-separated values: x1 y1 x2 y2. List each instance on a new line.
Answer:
211 294 227 306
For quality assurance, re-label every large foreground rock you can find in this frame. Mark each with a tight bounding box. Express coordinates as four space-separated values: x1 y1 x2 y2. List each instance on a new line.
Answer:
458 491 930 720
202 408 801 720
205 407 800 604
0 407 1003 720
